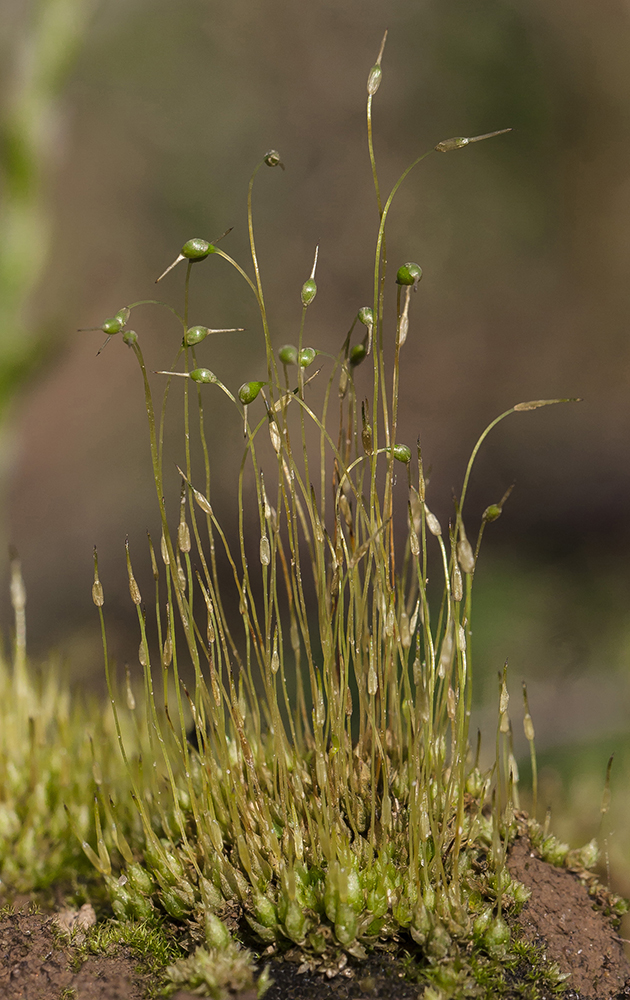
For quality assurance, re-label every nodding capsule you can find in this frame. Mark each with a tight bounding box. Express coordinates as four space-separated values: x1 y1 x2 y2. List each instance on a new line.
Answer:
301 278 317 307
156 239 216 282
278 344 298 366
185 325 210 345
301 245 319 307
298 347 316 368
264 149 285 169
181 238 214 260
238 381 266 405
349 343 367 368
391 443 411 464
396 262 423 287
189 368 218 384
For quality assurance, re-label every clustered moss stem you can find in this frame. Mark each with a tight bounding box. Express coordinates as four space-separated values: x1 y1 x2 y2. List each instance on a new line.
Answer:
61 34 589 1000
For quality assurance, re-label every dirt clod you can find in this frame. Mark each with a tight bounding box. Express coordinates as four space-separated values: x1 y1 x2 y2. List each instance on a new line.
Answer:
0 907 147 1000
508 835 630 999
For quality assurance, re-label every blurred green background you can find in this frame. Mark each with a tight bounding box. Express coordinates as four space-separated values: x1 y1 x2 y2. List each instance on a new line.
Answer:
2 0 630 894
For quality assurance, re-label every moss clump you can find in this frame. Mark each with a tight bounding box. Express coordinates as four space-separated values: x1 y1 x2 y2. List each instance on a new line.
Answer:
0 30 599 1000
0 556 137 897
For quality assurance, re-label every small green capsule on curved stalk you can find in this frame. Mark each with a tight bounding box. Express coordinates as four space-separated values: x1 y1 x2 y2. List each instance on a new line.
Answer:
301 278 317 307
278 344 298 365
390 443 411 464
78 308 129 337
396 262 423 287
92 549 104 607
264 149 285 169
367 30 387 96
185 325 245 346
358 305 374 354
101 316 123 335
114 306 130 326
156 238 216 283
301 245 319 307
483 503 502 522
122 329 137 346
367 64 382 96
238 381 266 405
185 325 210 345
482 484 514 524
299 347 316 368
349 343 367 367
190 368 218 384
181 238 214 260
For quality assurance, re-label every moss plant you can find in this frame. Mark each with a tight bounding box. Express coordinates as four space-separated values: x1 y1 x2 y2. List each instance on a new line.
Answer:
0 553 138 897
79 35 598 999
71 918 184 996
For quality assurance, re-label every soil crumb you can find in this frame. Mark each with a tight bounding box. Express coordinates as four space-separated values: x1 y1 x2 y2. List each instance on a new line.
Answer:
0 907 148 1000
508 835 630 1000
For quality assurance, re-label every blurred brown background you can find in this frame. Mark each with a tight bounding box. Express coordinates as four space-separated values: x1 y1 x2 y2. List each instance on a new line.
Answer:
2 0 630 881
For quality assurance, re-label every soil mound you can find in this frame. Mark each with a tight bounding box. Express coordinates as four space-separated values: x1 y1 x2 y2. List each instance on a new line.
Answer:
0 908 147 1000
508 835 630 999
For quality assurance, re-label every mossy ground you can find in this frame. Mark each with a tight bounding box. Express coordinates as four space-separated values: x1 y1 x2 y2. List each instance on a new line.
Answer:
0 31 628 1000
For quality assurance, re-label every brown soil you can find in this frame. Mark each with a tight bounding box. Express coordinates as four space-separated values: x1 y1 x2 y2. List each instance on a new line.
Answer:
507 835 630 1000
1 844 629 1000
0 907 149 999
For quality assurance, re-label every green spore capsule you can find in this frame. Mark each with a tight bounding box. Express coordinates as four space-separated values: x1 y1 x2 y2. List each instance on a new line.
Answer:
122 329 137 347
185 324 245 346
358 306 374 327
78 311 128 337
114 307 130 326
278 344 298 365
238 381 266 405
390 443 411 464
349 343 367 367
367 32 387 96
396 262 423 286
185 325 210 345
301 245 319 306
264 149 285 169
299 347 316 368
301 278 317 307
190 368 218 384
181 238 214 261
367 64 382 96
156 238 216 282
101 316 124 335
482 503 502 522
